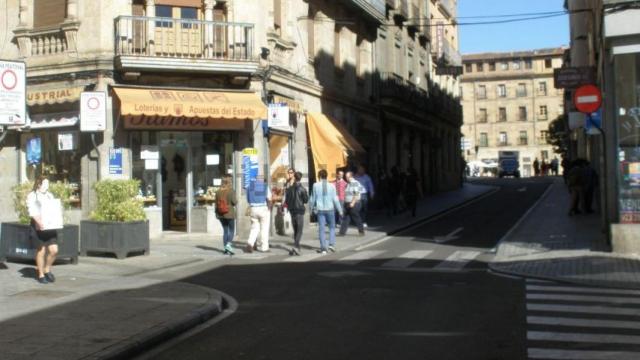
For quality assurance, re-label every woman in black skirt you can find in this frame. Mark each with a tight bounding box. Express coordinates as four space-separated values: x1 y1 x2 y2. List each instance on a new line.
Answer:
26 176 59 284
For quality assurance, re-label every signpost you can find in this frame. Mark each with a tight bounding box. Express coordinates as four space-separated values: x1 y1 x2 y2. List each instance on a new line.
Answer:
554 66 596 89
0 60 26 126
80 91 107 132
573 84 602 114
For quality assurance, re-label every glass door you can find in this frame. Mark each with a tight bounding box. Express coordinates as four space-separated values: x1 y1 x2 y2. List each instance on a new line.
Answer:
159 132 190 231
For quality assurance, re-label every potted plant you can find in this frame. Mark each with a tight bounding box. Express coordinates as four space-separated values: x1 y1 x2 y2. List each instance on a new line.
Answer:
80 179 149 259
0 181 79 264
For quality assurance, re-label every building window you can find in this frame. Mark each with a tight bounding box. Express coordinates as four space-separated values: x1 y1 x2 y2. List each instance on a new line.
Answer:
540 130 549 144
539 105 548 120
541 150 549 159
498 107 507 122
544 58 553 68
524 58 533 69
478 108 487 123
33 0 67 28
479 133 488 147
519 131 528 145
155 5 174 27
477 85 487 99
519 106 527 121
500 62 509 70
180 7 198 29
538 81 547 95
512 60 521 70
516 83 527 97
465 63 473 73
499 132 508 146
488 62 496 71
476 63 483 72
497 84 507 97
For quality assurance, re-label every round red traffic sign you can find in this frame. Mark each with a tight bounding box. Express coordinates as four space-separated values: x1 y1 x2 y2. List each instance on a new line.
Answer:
573 84 602 114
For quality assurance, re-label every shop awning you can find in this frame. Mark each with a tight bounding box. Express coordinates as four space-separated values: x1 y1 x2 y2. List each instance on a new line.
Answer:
26 111 79 129
112 87 267 130
306 112 365 177
27 87 84 106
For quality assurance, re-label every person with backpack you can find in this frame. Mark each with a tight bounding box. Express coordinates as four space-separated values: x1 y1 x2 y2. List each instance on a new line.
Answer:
283 171 309 255
309 169 343 254
215 175 238 255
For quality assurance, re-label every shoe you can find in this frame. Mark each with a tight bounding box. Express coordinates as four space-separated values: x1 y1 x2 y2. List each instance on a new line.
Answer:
44 272 55 283
328 245 336 253
244 244 253 253
37 276 48 284
290 247 301 256
317 249 327 254
363 223 368 228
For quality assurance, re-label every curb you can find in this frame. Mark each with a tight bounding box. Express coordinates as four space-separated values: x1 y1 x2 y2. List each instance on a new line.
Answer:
349 185 500 251
91 284 226 360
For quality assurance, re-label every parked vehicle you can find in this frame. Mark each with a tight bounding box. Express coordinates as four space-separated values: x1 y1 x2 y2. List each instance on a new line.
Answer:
498 151 520 178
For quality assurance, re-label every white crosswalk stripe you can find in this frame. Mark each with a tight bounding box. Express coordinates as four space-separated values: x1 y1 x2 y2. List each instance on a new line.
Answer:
336 250 386 265
283 253 327 263
433 250 481 270
381 250 433 268
525 280 640 359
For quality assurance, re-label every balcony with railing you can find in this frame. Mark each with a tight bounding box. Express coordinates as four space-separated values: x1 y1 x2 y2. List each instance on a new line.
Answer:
438 0 456 18
433 36 461 66
114 16 258 74
346 0 386 23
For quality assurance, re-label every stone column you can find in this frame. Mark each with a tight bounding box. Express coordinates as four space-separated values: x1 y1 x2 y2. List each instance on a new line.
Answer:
61 0 81 52
66 0 78 20
146 0 156 55
204 0 215 57
14 0 31 57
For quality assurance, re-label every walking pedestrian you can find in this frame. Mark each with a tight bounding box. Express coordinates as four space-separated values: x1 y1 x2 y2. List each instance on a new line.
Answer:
339 171 365 236
582 161 598 214
404 168 422 217
245 177 272 253
27 176 60 284
332 169 347 227
533 158 540 177
354 165 374 228
561 157 570 184
567 160 585 216
310 170 343 254
551 157 559 176
215 175 238 255
284 171 309 255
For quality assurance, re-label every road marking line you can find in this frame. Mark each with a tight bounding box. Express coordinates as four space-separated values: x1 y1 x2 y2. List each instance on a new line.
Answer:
355 236 392 251
527 316 640 330
527 303 640 316
526 284 640 296
381 250 433 268
337 250 386 265
528 348 640 360
528 331 640 345
433 250 481 270
283 253 327 263
527 293 640 304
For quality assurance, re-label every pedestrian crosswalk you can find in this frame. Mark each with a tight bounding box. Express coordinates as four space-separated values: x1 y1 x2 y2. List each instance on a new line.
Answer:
525 279 640 359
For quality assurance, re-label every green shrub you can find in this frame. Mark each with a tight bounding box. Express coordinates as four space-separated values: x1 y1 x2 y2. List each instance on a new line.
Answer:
90 179 146 222
12 181 74 224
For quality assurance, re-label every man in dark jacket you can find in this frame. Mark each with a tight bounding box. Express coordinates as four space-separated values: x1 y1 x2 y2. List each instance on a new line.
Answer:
284 171 308 255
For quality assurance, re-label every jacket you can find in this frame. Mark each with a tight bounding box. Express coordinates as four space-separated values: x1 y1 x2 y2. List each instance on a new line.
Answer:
284 183 309 215
215 188 238 219
310 180 343 213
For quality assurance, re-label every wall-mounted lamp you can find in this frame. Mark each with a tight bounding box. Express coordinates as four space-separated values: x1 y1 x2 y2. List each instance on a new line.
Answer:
260 47 271 60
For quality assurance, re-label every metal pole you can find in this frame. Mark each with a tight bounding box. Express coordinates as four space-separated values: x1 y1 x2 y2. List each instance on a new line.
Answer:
91 133 101 181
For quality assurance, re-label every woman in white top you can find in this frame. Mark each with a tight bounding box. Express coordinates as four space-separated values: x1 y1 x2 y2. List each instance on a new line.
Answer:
26 176 59 284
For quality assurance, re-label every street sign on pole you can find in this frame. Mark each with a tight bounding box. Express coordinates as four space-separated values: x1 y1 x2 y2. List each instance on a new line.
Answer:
554 67 596 89
0 60 26 126
573 84 602 114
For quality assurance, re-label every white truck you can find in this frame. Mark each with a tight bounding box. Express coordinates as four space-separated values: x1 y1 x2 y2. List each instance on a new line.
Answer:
498 151 520 178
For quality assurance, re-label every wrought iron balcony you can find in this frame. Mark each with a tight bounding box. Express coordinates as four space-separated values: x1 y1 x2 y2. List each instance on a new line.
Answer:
343 0 386 23
114 16 258 74
433 36 461 66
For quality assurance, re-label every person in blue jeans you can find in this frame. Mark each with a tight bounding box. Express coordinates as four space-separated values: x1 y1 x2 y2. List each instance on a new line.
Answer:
215 175 238 255
309 169 343 254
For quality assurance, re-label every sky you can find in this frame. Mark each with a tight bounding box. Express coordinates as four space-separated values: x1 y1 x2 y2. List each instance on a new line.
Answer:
457 0 569 54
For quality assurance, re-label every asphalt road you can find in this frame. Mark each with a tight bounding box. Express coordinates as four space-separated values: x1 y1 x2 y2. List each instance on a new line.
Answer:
145 178 554 360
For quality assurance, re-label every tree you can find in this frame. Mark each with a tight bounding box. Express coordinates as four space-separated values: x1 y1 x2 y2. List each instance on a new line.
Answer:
548 114 570 157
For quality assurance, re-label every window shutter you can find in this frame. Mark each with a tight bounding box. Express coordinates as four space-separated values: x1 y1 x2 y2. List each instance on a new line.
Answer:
33 0 67 28
155 0 202 7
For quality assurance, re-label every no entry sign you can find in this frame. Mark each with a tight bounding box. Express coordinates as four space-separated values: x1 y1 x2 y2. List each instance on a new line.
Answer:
574 84 602 114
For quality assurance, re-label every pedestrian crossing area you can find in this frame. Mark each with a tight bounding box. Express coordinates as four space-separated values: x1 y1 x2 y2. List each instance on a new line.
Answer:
525 279 640 359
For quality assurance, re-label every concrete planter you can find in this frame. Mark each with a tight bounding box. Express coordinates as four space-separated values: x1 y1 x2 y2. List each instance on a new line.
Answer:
0 222 79 264
80 220 149 259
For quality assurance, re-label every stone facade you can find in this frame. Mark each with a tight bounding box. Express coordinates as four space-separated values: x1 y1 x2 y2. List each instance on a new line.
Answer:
460 48 565 177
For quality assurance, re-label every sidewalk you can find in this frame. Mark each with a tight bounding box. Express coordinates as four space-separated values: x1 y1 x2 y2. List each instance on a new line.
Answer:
490 178 640 289
0 182 495 360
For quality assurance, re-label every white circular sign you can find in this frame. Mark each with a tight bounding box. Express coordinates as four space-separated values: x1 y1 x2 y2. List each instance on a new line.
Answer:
87 96 100 110
1 69 18 90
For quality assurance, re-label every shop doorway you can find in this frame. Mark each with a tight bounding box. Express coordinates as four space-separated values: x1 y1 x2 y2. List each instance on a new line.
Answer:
159 132 190 231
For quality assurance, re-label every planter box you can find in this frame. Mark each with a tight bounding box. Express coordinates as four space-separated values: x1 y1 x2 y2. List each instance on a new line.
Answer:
0 223 79 264
80 220 149 259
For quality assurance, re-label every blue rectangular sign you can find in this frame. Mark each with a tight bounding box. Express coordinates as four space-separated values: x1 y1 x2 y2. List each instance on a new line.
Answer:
109 148 123 175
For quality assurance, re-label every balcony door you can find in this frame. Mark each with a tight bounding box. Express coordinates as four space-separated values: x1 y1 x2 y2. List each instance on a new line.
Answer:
155 5 202 57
